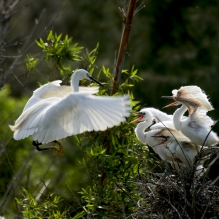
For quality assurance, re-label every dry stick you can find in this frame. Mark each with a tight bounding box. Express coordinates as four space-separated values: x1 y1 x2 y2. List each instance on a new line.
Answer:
0 149 34 214
200 120 218 152
111 0 137 95
194 120 219 176
163 197 183 219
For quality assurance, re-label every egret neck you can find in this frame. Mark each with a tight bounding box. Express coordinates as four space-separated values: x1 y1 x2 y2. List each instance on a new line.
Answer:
70 72 82 92
173 104 187 131
135 116 153 144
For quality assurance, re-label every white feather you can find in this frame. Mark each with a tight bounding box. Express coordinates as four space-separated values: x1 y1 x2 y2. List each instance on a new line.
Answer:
10 69 131 144
23 79 99 112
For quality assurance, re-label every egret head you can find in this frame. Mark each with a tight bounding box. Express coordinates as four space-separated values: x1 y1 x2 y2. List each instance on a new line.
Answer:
150 128 190 147
150 134 170 146
72 69 103 87
162 85 214 112
130 108 153 123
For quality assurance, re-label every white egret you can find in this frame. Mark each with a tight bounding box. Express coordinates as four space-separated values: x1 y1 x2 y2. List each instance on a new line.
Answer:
162 86 218 146
153 133 207 176
146 128 190 168
152 131 205 174
130 107 177 131
130 109 191 167
9 69 131 146
23 80 100 112
152 130 200 164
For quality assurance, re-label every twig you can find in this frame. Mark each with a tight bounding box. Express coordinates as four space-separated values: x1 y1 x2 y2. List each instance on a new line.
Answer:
201 120 218 149
35 179 51 201
111 0 137 95
163 197 183 219
156 117 191 168
100 0 137 185
111 177 137 205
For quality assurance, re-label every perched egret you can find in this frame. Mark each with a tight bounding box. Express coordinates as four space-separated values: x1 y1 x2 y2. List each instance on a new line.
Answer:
163 86 219 146
152 132 205 175
130 108 191 167
130 107 176 131
9 69 131 145
152 130 201 165
146 128 191 168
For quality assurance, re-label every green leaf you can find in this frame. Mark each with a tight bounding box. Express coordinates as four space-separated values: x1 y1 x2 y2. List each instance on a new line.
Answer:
47 30 53 40
72 211 86 219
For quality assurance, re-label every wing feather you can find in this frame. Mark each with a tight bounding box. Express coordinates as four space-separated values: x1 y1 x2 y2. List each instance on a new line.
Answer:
23 79 99 112
11 93 130 143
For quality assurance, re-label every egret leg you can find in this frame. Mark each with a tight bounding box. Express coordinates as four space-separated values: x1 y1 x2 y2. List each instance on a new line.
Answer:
51 140 64 156
32 141 51 151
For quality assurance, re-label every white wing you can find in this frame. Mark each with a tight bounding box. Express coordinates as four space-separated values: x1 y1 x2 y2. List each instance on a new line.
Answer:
23 80 99 112
10 94 130 144
193 108 214 127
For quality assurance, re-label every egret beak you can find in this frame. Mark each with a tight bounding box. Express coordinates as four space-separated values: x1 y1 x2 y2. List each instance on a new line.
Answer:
163 101 179 109
162 96 180 108
88 75 104 87
130 112 144 123
161 96 174 99
151 135 169 146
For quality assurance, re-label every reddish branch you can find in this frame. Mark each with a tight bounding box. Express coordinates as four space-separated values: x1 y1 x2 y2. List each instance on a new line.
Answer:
111 0 137 95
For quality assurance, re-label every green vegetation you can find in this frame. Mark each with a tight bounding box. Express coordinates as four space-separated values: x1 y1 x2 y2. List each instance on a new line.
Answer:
1 1 219 218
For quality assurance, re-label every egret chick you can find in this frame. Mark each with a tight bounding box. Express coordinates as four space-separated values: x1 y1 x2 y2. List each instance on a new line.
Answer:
163 86 219 146
131 109 190 167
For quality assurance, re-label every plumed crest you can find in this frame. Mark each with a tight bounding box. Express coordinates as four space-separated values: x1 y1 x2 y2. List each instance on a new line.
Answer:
174 86 214 111
172 89 178 96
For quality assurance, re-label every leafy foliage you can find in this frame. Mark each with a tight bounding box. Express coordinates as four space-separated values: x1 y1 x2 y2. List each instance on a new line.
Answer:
16 189 67 219
13 31 146 218
26 54 39 74
36 31 83 74
2 1 219 218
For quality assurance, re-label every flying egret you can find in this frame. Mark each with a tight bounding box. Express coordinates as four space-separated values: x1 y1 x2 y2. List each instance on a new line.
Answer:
162 86 219 146
9 69 131 147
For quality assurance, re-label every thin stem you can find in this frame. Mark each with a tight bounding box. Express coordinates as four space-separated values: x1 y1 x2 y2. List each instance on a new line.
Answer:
111 0 137 95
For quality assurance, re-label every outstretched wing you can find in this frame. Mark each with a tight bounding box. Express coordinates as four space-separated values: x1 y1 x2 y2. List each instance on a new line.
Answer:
10 93 131 144
23 80 99 112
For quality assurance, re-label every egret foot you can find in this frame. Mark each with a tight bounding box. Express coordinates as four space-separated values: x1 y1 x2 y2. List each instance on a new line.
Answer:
32 141 64 156
32 141 51 151
51 140 64 157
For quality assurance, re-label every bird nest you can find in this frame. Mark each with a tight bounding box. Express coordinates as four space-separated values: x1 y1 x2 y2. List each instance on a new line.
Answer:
133 146 219 219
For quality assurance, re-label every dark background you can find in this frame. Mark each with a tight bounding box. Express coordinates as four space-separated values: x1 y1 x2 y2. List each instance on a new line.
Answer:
1 0 219 216
3 0 219 127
